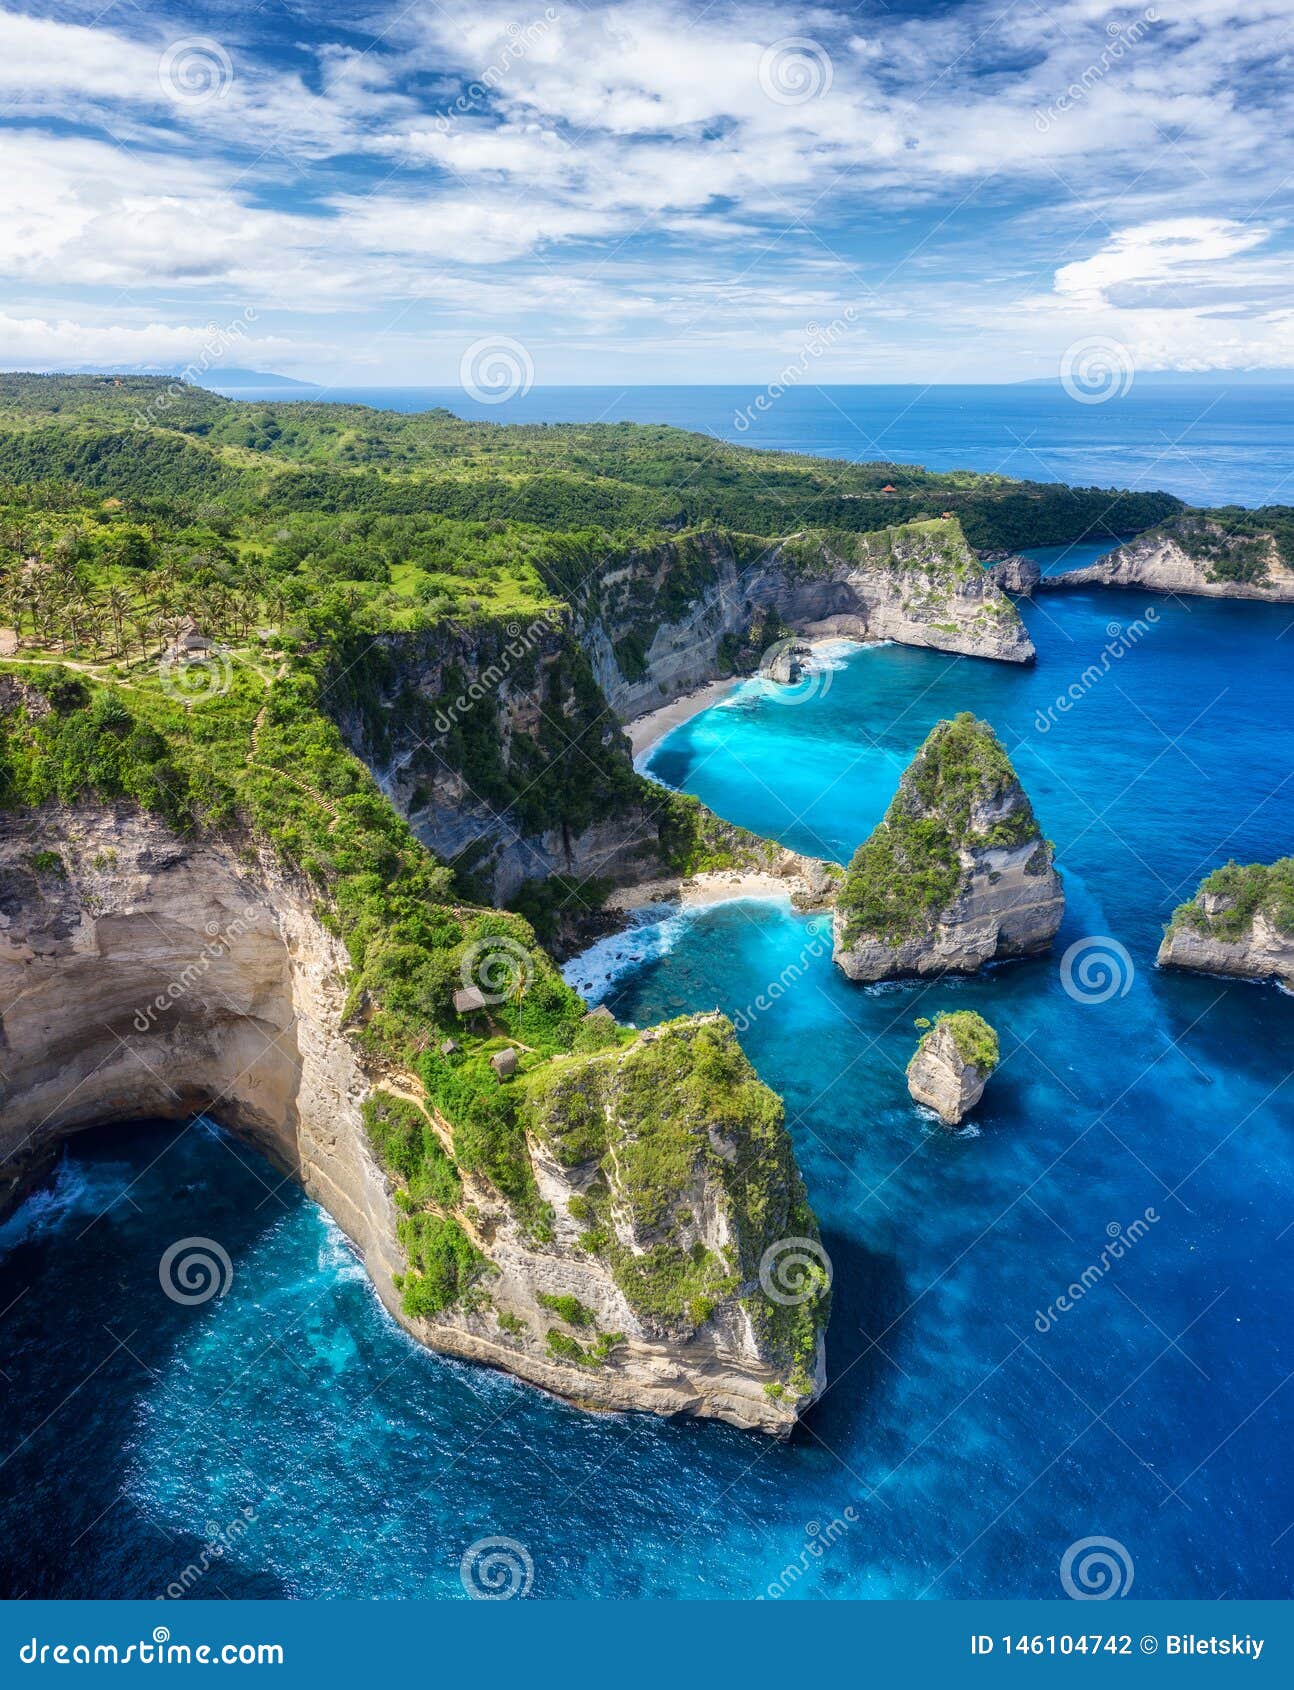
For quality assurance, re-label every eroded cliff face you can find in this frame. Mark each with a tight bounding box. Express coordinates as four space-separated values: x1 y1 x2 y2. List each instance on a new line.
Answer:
330 615 664 906
580 521 1034 720
834 821 1062 982
905 1016 996 1126
0 802 820 1432
1041 524 1294 602
325 520 1030 909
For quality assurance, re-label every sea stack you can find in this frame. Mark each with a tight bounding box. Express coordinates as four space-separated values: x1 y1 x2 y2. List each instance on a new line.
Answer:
832 713 1063 982
1158 858 1294 988
907 1011 999 1126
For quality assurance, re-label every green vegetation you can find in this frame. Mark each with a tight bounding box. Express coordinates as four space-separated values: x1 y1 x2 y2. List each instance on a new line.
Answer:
931 1010 1000 1076
537 1292 594 1327
1 371 1170 1394
1159 506 1294 579
362 1092 461 1211
1168 858 1294 941
0 374 1179 556
544 1326 624 1368
395 1213 484 1319
838 713 1046 945
522 1017 827 1393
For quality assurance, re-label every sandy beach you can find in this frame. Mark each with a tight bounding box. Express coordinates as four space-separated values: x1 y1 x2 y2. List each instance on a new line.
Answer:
627 677 740 759
606 868 826 915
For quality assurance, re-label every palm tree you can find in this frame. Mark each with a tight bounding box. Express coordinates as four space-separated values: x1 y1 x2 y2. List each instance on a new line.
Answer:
104 586 130 656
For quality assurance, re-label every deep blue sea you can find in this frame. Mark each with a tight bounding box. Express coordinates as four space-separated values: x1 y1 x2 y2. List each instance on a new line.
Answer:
3 397 1293 1600
210 381 1294 509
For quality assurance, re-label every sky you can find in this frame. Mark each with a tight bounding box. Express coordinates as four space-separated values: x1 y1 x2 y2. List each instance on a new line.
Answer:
0 0 1292 385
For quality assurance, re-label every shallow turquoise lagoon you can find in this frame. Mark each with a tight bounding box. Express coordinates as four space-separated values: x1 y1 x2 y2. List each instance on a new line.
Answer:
2 584 1292 1598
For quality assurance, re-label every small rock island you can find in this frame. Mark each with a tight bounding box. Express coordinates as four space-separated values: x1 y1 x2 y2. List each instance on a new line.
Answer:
832 713 1063 981
907 1011 1000 1126
1158 858 1294 989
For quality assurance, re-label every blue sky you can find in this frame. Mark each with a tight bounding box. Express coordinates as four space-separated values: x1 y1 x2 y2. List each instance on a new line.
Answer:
1 0 1292 384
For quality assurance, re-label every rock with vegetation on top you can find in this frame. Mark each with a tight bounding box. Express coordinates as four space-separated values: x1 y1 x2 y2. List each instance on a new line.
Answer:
907 1011 1000 1126
1158 858 1294 988
520 1014 829 1418
1038 512 1294 602
833 713 1063 982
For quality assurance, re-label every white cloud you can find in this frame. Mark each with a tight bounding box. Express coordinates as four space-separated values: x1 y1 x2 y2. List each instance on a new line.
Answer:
0 0 1291 379
1054 219 1276 309
0 310 313 371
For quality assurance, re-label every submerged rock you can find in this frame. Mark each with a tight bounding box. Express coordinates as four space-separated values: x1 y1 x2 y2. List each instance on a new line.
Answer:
907 1011 999 1126
832 713 1063 982
1158 858 1294 988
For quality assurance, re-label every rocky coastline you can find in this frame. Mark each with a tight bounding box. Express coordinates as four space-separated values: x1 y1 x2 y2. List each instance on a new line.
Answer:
1039 521 1294 602
0 802 827 1435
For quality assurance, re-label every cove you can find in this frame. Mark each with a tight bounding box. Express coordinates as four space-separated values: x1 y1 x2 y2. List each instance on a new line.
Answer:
2 585 1292 1599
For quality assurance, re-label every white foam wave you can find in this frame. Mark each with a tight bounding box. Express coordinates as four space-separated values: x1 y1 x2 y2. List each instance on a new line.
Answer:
0 1154 130 1256
562 904 692 1004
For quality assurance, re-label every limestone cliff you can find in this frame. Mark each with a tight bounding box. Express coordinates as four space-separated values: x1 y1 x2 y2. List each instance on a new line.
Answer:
1158 858 1294 989
0 802 826 1433
325 520 1028 909
330 613 838 916
833 713 1063 982
906 1011 999 1126
1040 520 1294 602
983 554 1042 596
578 518 1034 721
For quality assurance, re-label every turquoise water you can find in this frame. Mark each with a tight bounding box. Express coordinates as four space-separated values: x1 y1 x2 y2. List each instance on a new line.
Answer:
209 383 1294 509
2 583 1292 1599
